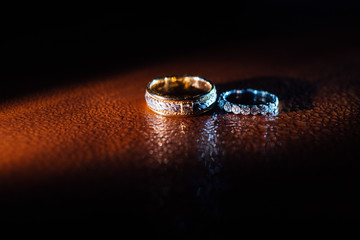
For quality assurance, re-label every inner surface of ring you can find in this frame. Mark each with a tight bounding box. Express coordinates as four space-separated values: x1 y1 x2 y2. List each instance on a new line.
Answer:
226 91 272 105
150 76 212 100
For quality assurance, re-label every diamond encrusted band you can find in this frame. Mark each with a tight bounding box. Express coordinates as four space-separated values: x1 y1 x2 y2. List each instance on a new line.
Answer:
145 76 217 116
218 89 279 115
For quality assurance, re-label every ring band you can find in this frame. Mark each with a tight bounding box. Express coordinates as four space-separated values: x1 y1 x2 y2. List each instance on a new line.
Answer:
218 89 279 115
145 76 217 116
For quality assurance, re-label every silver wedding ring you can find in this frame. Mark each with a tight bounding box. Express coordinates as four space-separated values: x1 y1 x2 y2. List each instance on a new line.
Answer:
218 89 279 115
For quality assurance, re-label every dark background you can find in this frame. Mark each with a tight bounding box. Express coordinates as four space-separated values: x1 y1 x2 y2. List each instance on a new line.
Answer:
1 1 359 101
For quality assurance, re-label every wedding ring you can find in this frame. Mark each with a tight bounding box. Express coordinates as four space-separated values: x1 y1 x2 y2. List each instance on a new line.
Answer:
218 89 279 115
145 76 217 116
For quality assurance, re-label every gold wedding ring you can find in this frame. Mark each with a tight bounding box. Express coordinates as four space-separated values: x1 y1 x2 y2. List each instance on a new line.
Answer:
145 76 217 116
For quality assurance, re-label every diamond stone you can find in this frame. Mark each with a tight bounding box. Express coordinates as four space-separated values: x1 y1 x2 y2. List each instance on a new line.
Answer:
218 99 225 109
259 105 268 115
231 105 241 114
224 102 232 112
268 103 278 115
241 105 250 115
251 106 260 115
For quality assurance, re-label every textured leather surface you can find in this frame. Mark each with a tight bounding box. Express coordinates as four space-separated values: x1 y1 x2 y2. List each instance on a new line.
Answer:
0 33 359 225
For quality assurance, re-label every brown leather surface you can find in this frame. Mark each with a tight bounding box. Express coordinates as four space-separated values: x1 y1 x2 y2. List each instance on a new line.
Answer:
1 32 360 224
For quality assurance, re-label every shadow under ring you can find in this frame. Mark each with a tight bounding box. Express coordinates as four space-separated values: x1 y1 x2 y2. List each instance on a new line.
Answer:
145 76 217 117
